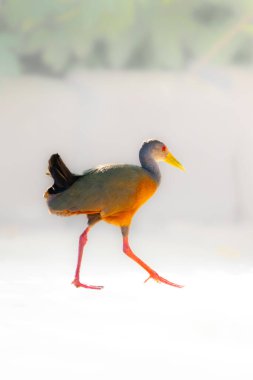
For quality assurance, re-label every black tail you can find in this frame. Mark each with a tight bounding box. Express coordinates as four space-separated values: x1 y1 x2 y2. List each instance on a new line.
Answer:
47 154 80 195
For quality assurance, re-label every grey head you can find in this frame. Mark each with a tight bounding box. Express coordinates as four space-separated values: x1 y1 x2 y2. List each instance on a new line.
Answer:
139 139 185 183
139 139 169 162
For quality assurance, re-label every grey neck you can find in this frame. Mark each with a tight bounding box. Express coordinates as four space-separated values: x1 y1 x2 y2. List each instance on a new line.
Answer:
139 146 161 184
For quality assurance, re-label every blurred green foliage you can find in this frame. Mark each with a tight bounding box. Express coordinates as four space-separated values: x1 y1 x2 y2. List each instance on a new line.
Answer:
0 0 253 76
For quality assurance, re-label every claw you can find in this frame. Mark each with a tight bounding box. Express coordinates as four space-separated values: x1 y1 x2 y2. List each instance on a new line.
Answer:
72 278 104 290
144 272 184 288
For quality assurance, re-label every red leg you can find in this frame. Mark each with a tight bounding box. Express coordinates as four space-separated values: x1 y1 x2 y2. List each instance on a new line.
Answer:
123 236 183 288
72 227 103 290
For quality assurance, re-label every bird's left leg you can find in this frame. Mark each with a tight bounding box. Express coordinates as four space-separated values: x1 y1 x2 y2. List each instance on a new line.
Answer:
121 226 183 288
72 214 103 290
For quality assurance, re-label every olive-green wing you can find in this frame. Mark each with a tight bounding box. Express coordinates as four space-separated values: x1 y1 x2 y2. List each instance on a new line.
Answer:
47 164 157 216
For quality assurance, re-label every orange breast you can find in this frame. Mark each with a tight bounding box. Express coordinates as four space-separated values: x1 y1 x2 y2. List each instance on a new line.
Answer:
102 176 157 227
134 176 157 209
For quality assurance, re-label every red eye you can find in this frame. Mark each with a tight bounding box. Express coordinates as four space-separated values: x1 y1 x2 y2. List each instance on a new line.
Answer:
162 146 166 152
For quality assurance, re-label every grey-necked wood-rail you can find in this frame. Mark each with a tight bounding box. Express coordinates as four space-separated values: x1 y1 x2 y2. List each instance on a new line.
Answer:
44 139 185 290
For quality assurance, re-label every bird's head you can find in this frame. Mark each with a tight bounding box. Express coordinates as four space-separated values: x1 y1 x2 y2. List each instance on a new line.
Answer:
141 139 185 171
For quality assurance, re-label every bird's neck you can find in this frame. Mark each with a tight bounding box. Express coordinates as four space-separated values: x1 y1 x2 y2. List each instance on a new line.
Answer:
139 148 161 184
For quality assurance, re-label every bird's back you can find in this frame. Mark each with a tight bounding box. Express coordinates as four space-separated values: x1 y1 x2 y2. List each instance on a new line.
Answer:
46 164 158 219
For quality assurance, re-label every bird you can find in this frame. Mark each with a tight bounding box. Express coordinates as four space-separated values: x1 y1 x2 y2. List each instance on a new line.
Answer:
44 139 185 290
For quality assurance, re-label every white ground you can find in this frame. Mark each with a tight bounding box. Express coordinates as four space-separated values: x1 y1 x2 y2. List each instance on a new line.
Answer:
1 69 253 379
1 222 252 380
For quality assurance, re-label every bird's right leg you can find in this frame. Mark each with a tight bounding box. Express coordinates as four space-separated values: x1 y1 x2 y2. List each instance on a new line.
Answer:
72 214 103 290
121 226 183 288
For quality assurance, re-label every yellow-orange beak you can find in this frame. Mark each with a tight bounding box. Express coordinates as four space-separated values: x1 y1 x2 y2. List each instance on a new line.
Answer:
164 152 185 171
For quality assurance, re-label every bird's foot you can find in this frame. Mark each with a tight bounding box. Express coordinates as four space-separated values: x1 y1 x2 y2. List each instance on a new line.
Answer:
72 278 104 290
144 271 184 288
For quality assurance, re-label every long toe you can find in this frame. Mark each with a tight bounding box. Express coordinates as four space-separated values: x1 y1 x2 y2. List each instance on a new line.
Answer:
145 272 184 288
72 279 104 290
158 275 184 288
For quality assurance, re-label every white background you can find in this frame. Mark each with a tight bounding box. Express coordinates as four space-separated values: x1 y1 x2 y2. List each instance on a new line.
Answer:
1 69 253 379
